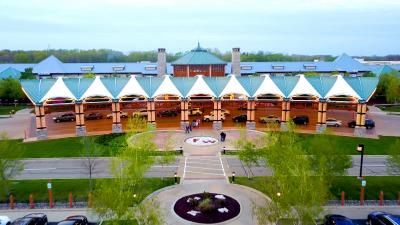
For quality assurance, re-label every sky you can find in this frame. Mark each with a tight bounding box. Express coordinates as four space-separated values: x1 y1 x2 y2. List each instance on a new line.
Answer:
0 0 399 56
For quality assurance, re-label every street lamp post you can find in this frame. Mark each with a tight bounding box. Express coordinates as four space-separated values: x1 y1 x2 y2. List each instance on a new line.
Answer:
357 144 365 178
232 172 235 183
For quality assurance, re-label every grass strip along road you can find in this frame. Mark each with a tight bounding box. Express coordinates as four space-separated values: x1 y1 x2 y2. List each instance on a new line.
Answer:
2 134 400 158
0 178 175 203
233 176 400 200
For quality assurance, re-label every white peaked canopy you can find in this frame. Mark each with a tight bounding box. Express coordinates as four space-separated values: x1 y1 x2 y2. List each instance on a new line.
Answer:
152 75 182 98
117 75 149 98
219 75 249 97
289 75 321 98
40 77 75 102
325 75 361 99
253 75 285 97
186 75 216 97
80 76 113 100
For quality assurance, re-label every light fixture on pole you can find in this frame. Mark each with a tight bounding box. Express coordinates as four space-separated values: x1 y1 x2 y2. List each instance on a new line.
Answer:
357 144 365 178
232 172 235 183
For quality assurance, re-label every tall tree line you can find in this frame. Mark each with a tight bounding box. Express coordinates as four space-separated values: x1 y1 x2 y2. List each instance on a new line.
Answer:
6 49 397 64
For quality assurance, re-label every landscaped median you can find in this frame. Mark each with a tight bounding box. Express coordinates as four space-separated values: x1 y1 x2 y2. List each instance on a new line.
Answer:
0 178 176 205
232 176 400 201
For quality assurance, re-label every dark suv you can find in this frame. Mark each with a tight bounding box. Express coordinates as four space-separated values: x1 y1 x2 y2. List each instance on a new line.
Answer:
324 214 354 225
368 211 400 225
53 113 75 123
85 112 103 120
348 119 375 129
292 115 309 125
157 110 178 117
57 215 88 225
233 114 247 122
12 213 48 225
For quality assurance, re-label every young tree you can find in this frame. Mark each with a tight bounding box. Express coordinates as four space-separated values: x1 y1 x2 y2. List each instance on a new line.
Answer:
156 134 177 180
387 140 400 174
0 78 25 101
306 131 352 180
255 123 329 225
80 136 104 192
0 133 23 198
93 118 164 225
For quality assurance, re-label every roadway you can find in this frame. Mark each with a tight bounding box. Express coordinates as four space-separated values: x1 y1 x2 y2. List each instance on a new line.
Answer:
15 155 396 180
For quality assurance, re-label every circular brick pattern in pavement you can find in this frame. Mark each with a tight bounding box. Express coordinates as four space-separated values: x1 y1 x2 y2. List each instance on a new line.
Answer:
185 136 219 146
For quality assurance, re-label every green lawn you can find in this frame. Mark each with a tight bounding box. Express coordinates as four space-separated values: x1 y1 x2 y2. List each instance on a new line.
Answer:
5 133 180 158
377 105 400 112
233 176 400 200
1 178 176 203
0 105 28 115
2 133 399 158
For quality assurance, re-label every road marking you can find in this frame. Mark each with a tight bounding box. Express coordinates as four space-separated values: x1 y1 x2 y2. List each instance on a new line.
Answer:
24 168 56 171
185 170 225 176
185 166 224 171
219 157 226 177
183 157 187 179
185 161 221 166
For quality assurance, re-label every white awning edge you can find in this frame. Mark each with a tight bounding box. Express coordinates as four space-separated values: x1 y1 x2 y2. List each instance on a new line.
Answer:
117 75 149 98
186 75 216 97
253 75 285 97
80 76 113 100
288 75 321 98
40 77 76 102
152 75 183 98
325 75 361 99
219 74 249 97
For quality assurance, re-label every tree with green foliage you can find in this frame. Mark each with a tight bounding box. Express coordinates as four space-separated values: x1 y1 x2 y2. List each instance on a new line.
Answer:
306 131 352 180
81 136 104 192
254 123 330 225
387 140 400 174
377 72 400 103
83 73 96 78
303 72 319 76
93 118 164 225
363 72 376 77
0 78 25 101
235 129 264 179
20 68 36 79
0 133 24 198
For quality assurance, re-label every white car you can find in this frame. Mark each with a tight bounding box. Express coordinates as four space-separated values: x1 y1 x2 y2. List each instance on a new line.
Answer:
188 108 203 116
132 109 148 118
106 111 128 119
0 216 11 225
203 112 226 122
326 118 342 127
221 109 230 116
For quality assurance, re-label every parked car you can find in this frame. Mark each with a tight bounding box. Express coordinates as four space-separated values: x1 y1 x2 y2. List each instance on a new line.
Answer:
189 108 203 116
203 112 226 122
348 119 375 129
53 113 75 123
368 211 400 225
238 105 247 110
324 214 354 225
221 109 231 116
57 215 88 225
259 115 280 123
106 111 128 119
12 213 48 225
0 216 11 225
85 112 103 120
233 114 247 122
157 110 177 117
292 115 309 125
326 118 342 127
132 109 148 118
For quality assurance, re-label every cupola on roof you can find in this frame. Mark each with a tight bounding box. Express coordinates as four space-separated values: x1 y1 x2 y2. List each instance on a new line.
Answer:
172 43 226 65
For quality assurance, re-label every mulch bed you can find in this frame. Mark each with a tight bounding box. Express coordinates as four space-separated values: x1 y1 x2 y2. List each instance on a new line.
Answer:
173 192 240 224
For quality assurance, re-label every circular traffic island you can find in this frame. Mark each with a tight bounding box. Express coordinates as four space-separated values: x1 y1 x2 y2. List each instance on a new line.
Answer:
173 192 240 224
185 136 219 146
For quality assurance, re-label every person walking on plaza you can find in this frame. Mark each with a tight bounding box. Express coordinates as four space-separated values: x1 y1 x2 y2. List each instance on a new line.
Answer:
220 131 226 142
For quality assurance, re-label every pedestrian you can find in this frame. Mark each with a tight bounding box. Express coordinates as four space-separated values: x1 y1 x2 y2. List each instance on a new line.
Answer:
189 124 192 132
196 118 201 126
192 120 196 128
220 131 226 142
185 124 190 133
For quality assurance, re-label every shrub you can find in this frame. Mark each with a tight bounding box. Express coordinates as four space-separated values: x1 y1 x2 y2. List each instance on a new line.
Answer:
197 198 215 213
215 198 226 208
201 191 211 199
